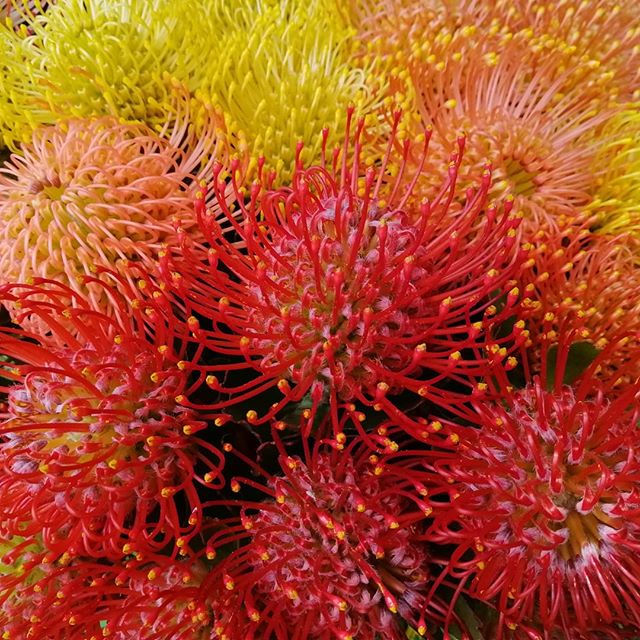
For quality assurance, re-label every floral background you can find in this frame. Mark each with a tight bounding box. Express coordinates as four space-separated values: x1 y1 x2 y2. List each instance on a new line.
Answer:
1 1 639 639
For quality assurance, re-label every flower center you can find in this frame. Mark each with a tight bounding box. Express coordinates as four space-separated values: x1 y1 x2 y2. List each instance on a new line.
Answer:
503 157 538 197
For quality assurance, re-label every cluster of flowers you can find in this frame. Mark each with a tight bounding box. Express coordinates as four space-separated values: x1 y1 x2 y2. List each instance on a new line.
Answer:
0 0 639 639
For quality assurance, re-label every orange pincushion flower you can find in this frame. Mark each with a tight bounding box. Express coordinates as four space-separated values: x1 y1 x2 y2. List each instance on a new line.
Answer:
353 0 640 106
518 228 640 383
0 103 230 321
409 34 617 233
352 0 639 233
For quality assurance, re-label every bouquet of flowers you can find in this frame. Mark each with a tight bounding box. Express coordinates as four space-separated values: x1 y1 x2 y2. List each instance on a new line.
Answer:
1 1 639 638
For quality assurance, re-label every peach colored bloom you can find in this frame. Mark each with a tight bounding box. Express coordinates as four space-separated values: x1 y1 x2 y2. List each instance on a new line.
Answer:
0 101 230 322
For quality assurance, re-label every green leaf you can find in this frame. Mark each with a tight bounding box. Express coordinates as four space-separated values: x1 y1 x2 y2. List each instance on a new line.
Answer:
546 341 599 389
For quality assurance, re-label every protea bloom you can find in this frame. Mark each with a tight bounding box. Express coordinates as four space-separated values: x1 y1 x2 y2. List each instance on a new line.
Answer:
174 0 393 179
518 226 640 382
352 0 640 106
429 334 640 638
94 556 212 640
0 279 224 560
0 0 193 147
0 105 228 322
410 35 617 234
350 0 638 234
0 536 106 639
202 424 462 640
161 110 525 435
589 108 640 239
0 540 208 640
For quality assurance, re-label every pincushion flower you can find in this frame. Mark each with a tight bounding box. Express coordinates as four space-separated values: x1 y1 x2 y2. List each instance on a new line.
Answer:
0 279 224 560
410 34 617 234
349 0 638 233
589 108 640 239
177 0 395 179
203 427 458 640
0 0 191 147
161 111 524 435
430 336 640 638
96 556 213 640
0 543 208 640
0 106 228 322
0 537 107 639
518 227 640 382
352 0 640 106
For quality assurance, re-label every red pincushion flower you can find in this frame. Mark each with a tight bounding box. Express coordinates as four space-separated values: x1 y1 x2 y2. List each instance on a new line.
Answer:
203 427 459 640
0 540 104 640
0 279 224 560
161 110 525 435
0 540 210 640
430 336 640 638
97 557 212 640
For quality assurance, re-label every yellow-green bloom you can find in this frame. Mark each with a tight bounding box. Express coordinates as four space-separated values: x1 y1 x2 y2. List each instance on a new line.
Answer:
0 0 184 148
590 108 640 238
176 0 391 178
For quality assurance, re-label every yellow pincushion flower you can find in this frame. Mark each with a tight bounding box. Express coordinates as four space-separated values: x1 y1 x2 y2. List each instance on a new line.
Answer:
0 0 184 148
174 0 389 179
590 108 640 238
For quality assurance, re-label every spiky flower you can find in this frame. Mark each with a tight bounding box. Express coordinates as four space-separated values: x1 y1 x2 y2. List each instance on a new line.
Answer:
411 35 617 233
161 111 524 434
96 557 212 640
589 108 640 239
0 105 227 321
204 426 457 640
350 0 639 233
430 337 640 638
0 0 189 147
0 279 224 560
353 0 640 107
518 227 640 382
0 536 106 639
178 0 393 179
0 540 210 640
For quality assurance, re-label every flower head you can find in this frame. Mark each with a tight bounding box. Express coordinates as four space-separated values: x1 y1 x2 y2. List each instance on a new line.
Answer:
589 108 640 239
0 537 106 639
518 227 640 383
411 36 616 234
431 337 640 637
162 111 524 434
0 106 227 322
204 427 455 640
0 0 189 146
0 279 224 560
97 556 213 640
0 540 210 640
177 0 394 179
351 0 639 234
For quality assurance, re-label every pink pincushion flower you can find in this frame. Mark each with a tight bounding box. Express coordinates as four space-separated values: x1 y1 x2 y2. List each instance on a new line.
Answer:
203 427 458 640
430 336 640 638
0 279 224 561
161 110 525 435
0 103 227 322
